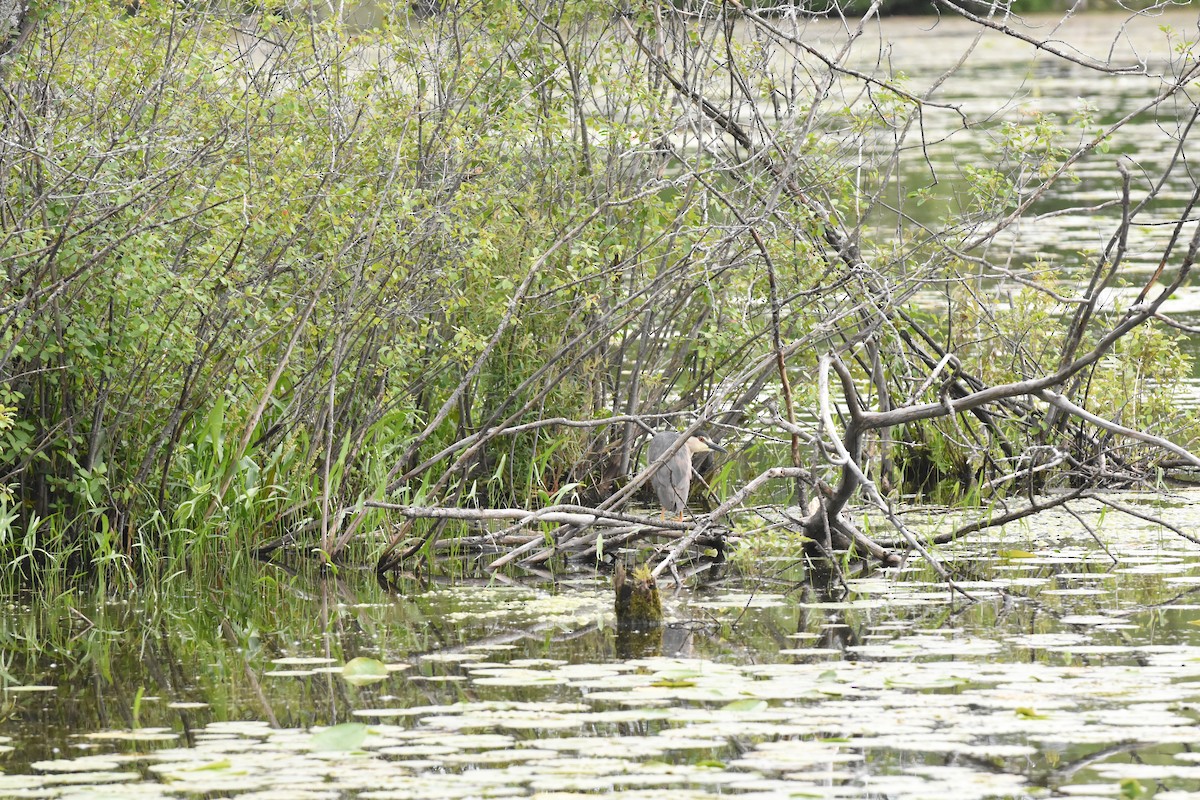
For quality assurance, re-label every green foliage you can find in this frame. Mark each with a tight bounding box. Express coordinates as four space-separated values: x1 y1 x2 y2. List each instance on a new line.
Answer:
727 525 812 571
894 270 1196 499
0 0 770 575
0 0 1192 579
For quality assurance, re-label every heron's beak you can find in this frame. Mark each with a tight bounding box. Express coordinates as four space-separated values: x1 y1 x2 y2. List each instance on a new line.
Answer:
705 439 727 454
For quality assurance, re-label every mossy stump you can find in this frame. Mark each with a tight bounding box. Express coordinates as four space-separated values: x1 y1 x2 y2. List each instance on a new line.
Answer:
613 561 663 632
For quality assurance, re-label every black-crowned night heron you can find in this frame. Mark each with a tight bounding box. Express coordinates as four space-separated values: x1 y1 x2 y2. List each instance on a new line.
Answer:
647 431 727 518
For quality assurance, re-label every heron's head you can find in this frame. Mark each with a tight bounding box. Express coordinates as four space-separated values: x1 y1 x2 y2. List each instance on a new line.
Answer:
686 435 727 455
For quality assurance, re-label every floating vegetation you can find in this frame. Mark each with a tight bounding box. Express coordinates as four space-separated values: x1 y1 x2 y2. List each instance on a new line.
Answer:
5 494 1200 796
341 657 395 686
13 634 1200 797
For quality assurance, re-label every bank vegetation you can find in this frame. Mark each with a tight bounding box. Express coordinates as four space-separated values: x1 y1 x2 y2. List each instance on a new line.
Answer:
2 0 1199 583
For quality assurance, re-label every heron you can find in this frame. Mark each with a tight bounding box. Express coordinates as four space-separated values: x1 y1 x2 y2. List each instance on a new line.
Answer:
647 431 727 518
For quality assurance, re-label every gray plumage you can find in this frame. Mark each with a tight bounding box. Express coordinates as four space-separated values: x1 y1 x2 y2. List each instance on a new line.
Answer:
647 431 726 517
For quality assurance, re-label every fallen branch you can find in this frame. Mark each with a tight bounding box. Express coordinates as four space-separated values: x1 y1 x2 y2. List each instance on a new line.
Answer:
363 501 665 529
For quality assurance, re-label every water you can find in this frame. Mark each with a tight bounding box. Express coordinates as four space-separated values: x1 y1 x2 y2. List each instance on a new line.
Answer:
4 493 1200 797
797 10 1200 307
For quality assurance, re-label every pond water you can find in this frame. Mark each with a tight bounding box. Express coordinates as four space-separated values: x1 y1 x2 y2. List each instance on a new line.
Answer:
819 8 1200 411
812 9 1197 283
5 492 1200 798
748 8 1200 410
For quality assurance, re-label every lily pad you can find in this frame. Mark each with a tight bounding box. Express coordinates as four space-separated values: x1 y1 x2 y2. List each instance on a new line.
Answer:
310 723 369 752
342 657 391 686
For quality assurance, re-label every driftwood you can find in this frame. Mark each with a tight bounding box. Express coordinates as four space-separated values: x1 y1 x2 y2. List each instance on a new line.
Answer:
364 498 731 571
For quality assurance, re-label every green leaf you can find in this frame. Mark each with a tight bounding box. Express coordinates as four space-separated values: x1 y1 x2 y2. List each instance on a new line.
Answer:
998 549 1037 559
721 699 767 712
1120 778 1146 799
310 722 368 751
342 657 390 686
